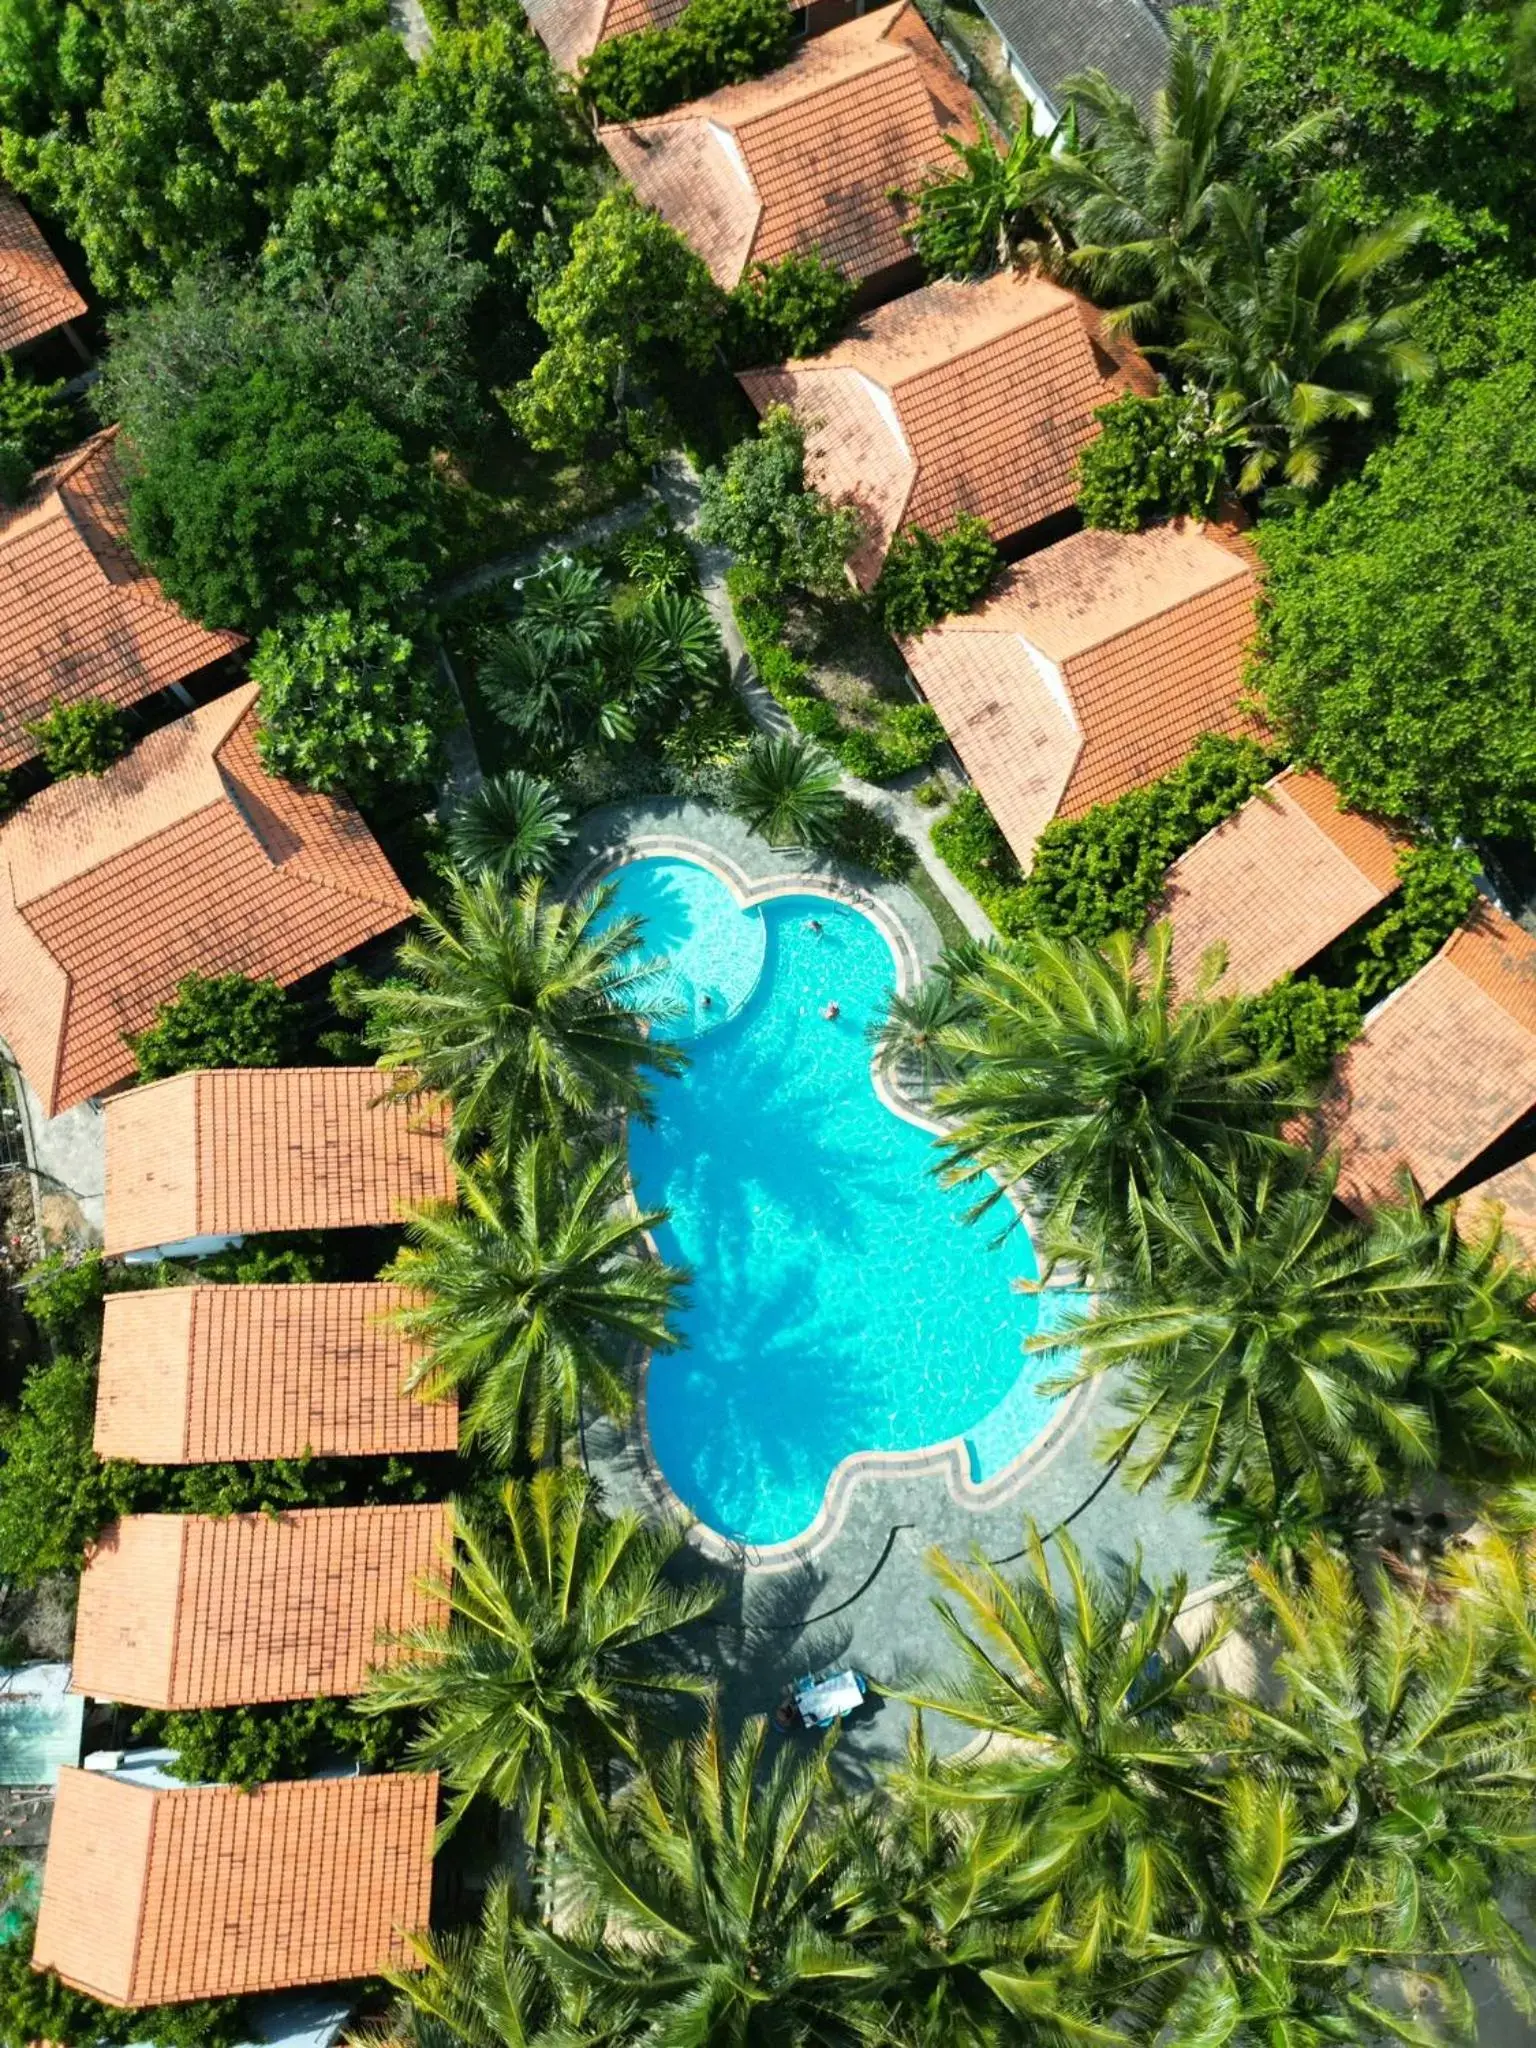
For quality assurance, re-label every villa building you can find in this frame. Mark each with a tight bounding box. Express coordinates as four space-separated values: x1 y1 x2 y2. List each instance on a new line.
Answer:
0 686 411 1118
901 521 1259 868
738 269 1155 586
102 1066 455 1259
95 1282 456 1463
1159 769 1409 997
71 1504 450 1709
1313 903 1536 1214
0 429 243 771
0 185 85 354
599 4 971 304
34 1768 437 2003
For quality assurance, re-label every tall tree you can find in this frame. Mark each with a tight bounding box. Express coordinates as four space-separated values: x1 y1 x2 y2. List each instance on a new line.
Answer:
903 106 1073 280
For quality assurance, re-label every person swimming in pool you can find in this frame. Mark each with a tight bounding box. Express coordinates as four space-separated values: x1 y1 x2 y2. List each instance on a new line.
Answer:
823 1002 839 1020
807 917 823 936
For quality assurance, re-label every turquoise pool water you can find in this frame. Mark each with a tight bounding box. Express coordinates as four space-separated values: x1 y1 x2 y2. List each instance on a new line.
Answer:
600 855 1071 1547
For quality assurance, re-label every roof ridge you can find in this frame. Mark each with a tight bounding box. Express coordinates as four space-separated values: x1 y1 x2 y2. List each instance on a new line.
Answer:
1057 541 1250 658
890 287 1078 394
730 33 906 129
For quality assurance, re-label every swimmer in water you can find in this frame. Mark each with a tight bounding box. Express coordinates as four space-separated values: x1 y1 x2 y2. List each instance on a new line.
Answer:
823 1001 840 1020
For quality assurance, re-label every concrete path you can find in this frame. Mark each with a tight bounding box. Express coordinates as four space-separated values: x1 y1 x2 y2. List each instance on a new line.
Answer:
388 0 433 59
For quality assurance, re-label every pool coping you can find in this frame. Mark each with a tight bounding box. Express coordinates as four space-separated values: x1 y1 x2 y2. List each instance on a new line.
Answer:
572 828 1099 1575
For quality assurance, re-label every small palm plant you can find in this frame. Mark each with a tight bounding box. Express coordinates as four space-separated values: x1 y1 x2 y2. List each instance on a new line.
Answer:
869 970 973 1096
389 1135 686 1462
364 1876 553 2048
362 1470 719 1840
727 731 844 849
447 771 571 887
904 106 1075 280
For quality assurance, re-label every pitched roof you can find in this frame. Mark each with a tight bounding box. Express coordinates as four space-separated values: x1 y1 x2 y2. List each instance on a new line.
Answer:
0 187 86 353
0 686 411 1117
33 1768 436 2005
0 430 244 770
1459 1155 1536 1267
71 1504 450 1709
1315 905 1536 1212
599 5 971 291
739 270 1155 585
903 521 1259 866
1160 770 1410 997
103 1067 455 1258
95 1283 456 1464
974 0 1167 119
523 0 688 71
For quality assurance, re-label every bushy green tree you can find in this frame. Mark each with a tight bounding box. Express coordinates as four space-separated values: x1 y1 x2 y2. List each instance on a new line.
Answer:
0 357 74 469
873 511 1000 636
0 1352 132 1583
903 105 1071 279
725 249 853 364
1232 975 1361 1078
699 403 861 595
129 972 298 1081
134 1696 404 1789
578 0 792 120
1330 839 1480 999
251 608 442 796
25 696 128 778
0 0 109 134
1075 389 1231 530
0 1927 245 2048
512 191 724 454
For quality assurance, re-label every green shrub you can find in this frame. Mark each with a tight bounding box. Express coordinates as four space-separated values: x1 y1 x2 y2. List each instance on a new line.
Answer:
931 787 1025 909
0 1352 136 1584
700 404 861 597
875 512 1000 636
21 1250 110 1354
1232 976 1363 1079
0 1926 245 2048
579 0 792 119
873 701 945 774
252 608 443 798
1333 841 1481 1002
130 972 298 1082
134 1696 408 1790
755 643 813 697
831 797 915 881
0 356 73 466
726 250 854 364
783 694 844 744
26 697 129 778
1075 390 1230 532
836 730 886 780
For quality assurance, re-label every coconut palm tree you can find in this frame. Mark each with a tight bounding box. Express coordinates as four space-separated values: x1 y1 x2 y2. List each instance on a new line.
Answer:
934 924 1308 1276
527 1712 881 2046
904 106 1075 280
728 731 844 849
869 969 974 1096
389 1137 685 1461
360 872 684 1163
1171 190 1432 492
900 1526 1225 1968
448 772 572 887
362 1470 720 1841
363 1877 553 2047
1038 1158 1440 1512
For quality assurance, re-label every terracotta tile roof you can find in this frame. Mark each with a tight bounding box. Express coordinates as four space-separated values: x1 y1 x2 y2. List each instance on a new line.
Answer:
902 521 1260 867
1459 1155 1536 1266
95 1283 455 1463
0 430 244 770
523 0 688 71
1160 770 1410 997
599 5 970 290
0 685 411 1116
739 270 1155 584
103 1067 455 1258
1314 904 1536 1212
0 187 85 353
72 1504 449 1708
33 1768 436 2005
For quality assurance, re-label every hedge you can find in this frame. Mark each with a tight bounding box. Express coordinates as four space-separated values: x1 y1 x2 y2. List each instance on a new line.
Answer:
579 0 792 120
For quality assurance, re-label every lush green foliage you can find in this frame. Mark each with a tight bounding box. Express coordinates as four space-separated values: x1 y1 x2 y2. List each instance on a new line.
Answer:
725 249 854 364
0 357 74 478
699 405 861 596
873 512 1001 636
134 1695 406 1788
129 972 298 1081
447 771 571 885
829 794 916 881
904 104 1071 278
0 0 107 134
0 1922 245 2048
1331 839 1481 998
251 608 443 796
0 1349 134 1584
931 787 1028 929
1075 389 1230 530
577 0 791 120
1232 975 1362 1079
25 696 129 778
834 702 945 782
727 730 844 848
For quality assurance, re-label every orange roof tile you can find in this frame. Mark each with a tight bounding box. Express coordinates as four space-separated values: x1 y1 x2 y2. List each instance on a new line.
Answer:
599 5 970 290
1458 1154 1536 1266
103 1067 455 1258
0 431 243 770
524 0 688 70
0 685 410 1116
903 522 1260 867
0 188 85 353
739 270 1155 585
72 1504 449 1708
1161 770 1410 997
95 1283 456 1463
34 1769 436 2005
1315 904 1536 1212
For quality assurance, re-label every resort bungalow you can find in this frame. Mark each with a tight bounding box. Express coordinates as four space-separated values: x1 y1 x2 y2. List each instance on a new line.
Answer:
599 4 972 306
71 1504 450 1710
102 1067 455 1260
33 1768 437 2004
738 269 1155 587
1312 904 1536 1216
95 1282 457 1464
1159 770 1409 997
901 521 1259 869
0 185 85 356
0 685 411 1119
0 428 243 771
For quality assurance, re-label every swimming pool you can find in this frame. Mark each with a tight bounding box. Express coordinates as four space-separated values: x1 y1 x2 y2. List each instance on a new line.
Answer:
599 854 1076 1548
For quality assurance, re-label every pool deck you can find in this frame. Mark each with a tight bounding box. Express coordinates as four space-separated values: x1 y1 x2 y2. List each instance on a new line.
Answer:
566 799 1220 1774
